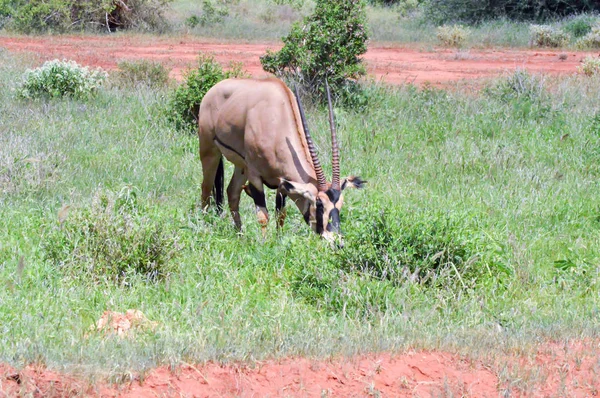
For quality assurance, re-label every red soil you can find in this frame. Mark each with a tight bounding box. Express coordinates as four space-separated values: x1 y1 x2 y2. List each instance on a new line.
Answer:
0 35 597 85
2 341 600 396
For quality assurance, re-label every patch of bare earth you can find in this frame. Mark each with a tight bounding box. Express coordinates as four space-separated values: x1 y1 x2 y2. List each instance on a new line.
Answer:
0 35 597 86
2 341 600 396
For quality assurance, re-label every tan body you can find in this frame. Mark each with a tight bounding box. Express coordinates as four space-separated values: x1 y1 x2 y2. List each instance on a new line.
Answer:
198 77 364 241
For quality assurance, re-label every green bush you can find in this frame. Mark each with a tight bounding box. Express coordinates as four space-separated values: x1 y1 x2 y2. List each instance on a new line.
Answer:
575 24 600 48
436 24 471 47
336 210 511 289
529 24 570 47
198 0 229 26
43 188 180 284
167 54 247 133
113 60 171 88
578 55 600 76
484 69 547 103
260 0 369 106
1 0 172 33
16 59 107 100
562 14 596 38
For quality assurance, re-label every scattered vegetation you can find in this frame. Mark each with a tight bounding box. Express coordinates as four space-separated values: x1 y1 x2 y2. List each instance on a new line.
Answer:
529 24 570 47
113 60 171 88
167 54 247 132
260 0 369 106
16 59 107 100
578 55 600 76
436 24 471 47
43 188 180 284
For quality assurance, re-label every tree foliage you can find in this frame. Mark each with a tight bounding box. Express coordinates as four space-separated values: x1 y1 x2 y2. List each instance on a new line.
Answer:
260 0 369 106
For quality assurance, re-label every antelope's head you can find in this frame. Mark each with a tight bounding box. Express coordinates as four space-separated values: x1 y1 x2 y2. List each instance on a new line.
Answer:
281 82 366 245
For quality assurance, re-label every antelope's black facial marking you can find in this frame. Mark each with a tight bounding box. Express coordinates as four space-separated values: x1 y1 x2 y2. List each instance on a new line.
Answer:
315 199 325 234
248 184 266 208
328 208 341 233
281 181 295 193
326 189 341 203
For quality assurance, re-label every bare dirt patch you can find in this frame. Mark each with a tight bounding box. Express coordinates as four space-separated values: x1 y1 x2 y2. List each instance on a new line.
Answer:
0 35 596 85
2 341 600 396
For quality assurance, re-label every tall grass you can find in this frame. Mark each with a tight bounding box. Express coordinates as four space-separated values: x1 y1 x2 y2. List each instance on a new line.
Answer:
2 52 600 381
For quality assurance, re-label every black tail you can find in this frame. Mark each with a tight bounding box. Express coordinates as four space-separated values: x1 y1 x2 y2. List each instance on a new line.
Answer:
213 157 224 213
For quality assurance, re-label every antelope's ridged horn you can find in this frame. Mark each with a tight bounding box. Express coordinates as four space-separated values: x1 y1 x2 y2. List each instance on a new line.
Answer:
326 80 340 191
294 85 328 192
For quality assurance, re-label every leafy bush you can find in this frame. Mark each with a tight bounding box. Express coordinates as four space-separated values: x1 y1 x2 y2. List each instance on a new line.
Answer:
425 0 600 25
1 0 172 33
529 24 570 47
485 69 546 103
43 188 180 284
167 54 247 132
16 59 107 100
575 24 600 48
562 14 596 38
336 210 510 289
198 0 229 26
436 24 471 47
260 0 369 106
113 60 171 88
578 56 600 76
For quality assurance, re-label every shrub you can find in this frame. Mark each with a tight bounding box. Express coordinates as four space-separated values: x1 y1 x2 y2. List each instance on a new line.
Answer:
578 56 600 76
485 69 546 102
167 54 247 132
436 24 471 47
336 210 511 289
199 0 229 26
16 59 107 100
260 0 369 106
562 14 596 38
113 60 171 88
575 24 600 48
43 188 180 284
529 24 570 47
2 0 172 33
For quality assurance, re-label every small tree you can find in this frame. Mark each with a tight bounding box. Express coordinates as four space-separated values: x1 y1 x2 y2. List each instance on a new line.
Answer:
260 0 369 106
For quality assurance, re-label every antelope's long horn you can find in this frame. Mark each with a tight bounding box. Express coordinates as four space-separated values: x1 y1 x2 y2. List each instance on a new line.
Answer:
326 80 340 191
294 85 328 192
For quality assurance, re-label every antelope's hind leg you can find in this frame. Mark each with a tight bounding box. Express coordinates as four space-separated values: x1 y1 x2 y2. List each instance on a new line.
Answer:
199 138 223 211
227 166 246 230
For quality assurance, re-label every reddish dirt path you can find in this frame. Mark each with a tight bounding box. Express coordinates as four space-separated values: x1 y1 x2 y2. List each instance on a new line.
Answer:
0 35 597 85
2 341 600 396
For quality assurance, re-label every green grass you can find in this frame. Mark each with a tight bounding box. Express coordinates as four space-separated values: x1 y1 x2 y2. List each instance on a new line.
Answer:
2 51 600 387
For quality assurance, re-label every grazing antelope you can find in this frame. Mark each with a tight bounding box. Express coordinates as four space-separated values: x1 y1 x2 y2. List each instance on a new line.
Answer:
198 77 365 243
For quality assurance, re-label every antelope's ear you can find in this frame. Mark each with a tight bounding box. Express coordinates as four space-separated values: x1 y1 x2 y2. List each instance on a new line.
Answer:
279 180 316 203
341 176 366 190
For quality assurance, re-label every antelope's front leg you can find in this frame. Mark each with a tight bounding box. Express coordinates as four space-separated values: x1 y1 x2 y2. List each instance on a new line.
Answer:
248 182 269 237
275 191 287 230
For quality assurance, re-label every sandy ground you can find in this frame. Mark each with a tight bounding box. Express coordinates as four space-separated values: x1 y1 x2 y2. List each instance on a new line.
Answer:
0 35 596 85
2 35 600 396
